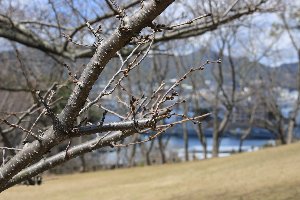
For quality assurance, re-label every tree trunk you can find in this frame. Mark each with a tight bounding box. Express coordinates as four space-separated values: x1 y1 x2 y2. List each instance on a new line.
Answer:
128 141 137 167
212 130 219 158
115 143 122 168
287 50 300 144
287 118 295 144
278 120 287 145
196 124 207 159
182 104 189 161
79 154 86 172
182 122 189 161
158 135 166 164
78 137 87 172
145 140 155 166
238 130 250 153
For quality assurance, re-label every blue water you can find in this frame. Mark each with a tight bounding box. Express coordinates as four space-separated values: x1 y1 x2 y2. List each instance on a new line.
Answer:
167 136 275 159
94 136 275 165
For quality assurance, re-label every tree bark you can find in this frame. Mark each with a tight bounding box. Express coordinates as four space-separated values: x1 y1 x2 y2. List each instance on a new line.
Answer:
182 104 189 161
158 135 166 164
0 0 175 191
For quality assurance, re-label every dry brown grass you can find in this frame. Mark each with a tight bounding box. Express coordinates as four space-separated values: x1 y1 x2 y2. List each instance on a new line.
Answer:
2 142 300 200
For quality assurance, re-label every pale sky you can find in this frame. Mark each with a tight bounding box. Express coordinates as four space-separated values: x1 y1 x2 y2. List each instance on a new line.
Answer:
0 0 299 67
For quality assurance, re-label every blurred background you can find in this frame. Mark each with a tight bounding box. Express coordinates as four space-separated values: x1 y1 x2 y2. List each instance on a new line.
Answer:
0 0 300 173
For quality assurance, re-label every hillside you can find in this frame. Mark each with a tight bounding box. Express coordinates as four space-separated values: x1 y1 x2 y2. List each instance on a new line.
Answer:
2 142 300 200
1 48 297 91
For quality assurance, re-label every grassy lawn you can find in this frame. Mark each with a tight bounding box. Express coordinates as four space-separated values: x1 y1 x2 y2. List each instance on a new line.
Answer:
1 142 300 200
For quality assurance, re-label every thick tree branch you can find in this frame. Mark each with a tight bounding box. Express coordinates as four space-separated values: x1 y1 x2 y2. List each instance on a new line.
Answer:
3 112 210 190
0 0 175 191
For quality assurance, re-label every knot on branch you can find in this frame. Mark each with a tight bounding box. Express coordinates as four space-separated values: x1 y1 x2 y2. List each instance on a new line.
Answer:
149 22 172 32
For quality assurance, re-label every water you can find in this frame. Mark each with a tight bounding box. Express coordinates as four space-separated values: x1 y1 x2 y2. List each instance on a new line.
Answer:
168 136 275 159
92 136 275 165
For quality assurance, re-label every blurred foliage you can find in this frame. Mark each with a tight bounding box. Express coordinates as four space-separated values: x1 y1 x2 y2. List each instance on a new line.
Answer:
52 83 72 114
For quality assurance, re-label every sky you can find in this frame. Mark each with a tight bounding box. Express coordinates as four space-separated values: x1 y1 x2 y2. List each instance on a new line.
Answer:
0 0 299 67
250 13 299 66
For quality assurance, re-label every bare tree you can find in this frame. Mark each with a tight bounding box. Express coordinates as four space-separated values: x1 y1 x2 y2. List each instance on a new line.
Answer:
0 0 179 191
281 13 300 144
0 0 275 192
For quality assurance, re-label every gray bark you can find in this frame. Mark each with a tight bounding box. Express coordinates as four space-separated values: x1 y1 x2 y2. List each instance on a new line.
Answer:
0 0 175 191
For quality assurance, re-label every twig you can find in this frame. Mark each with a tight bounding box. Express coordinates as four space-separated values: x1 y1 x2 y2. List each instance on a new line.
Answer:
155 60 221 111
112 127 168 147
97 104 126 119
222 0 240 18
2 120 42 141
0 147 22 151
36 91 59 126
169 13 212 29
79 43 142 114
90 131 112 148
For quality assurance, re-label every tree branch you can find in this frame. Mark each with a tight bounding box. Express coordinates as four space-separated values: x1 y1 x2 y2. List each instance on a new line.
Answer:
0 0 175 191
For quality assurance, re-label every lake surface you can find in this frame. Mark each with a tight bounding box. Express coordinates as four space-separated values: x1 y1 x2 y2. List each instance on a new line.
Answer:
168 136 275 159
